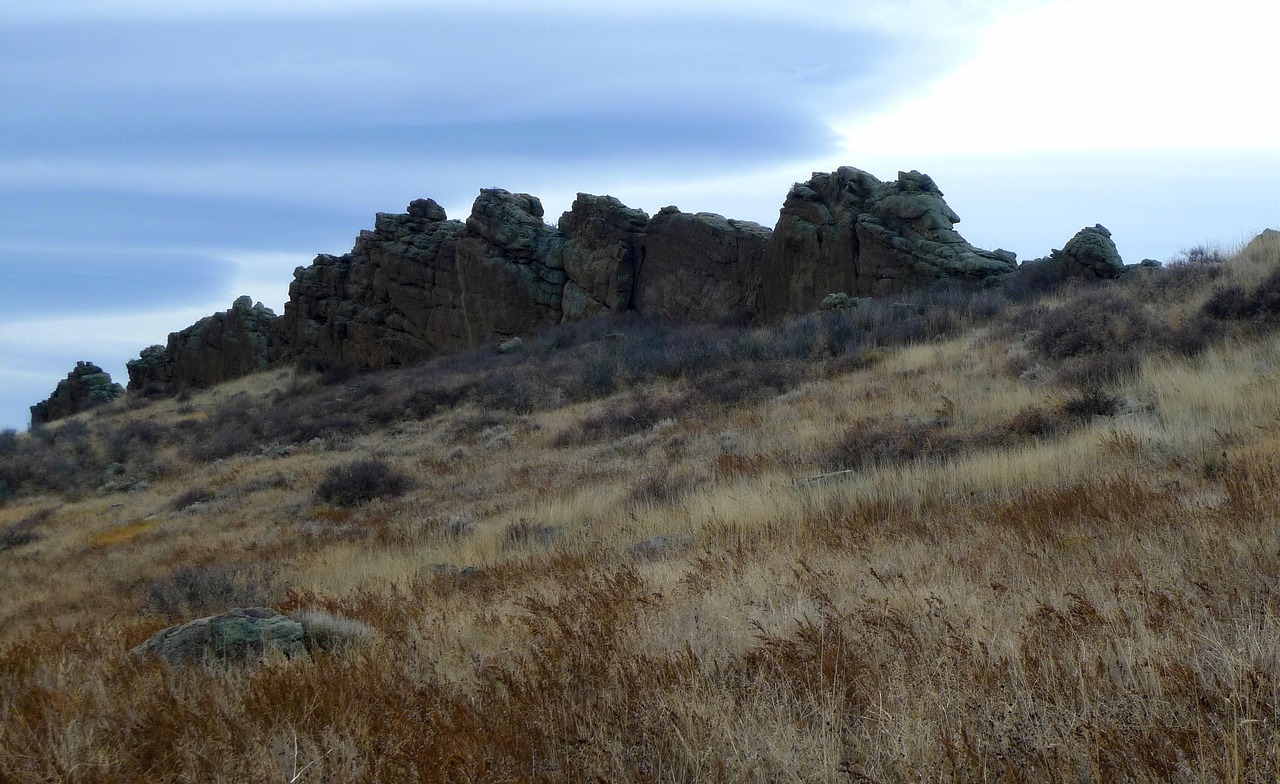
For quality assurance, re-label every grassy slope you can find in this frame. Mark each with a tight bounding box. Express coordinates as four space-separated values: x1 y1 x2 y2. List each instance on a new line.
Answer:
1 236 1278 782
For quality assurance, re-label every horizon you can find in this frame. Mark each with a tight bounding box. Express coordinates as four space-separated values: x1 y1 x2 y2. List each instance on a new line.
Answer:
2 0 1278 430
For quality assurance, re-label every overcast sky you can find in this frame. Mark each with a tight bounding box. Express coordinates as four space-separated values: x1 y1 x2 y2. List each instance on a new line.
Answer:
1 0 1277 430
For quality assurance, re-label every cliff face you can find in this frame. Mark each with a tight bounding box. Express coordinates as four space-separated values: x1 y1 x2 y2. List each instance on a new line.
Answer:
126 296 276 393
124 165 1020 387
760 168 1017 318
271 190 778 368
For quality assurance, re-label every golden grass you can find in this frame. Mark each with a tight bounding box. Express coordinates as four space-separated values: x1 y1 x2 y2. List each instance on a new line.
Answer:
1 241 1278 781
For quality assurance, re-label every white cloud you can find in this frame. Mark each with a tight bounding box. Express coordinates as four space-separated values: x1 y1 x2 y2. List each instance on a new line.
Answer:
836 0 1280 155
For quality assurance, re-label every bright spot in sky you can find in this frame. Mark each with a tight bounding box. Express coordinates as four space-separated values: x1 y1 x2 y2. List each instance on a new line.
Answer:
836 0 1280 155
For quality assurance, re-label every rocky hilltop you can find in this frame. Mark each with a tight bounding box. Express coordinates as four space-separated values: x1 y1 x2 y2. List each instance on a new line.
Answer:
30 362 124 424
48 164 1131 407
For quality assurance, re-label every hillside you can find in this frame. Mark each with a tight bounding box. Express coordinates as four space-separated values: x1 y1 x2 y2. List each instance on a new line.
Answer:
1 231 1278 781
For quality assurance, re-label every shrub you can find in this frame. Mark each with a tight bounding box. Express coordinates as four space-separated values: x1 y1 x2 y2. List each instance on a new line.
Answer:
0 429 17 455
0 509 52 550
290 608 375 653
141 562 283 620
1202 269 1280 324
315 458 412 507
1032 290 1155 362
1059 387 1122 420
171 486 216 512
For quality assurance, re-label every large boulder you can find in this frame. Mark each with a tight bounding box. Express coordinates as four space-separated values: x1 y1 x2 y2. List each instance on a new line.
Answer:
760 168 1017 318
130 607 305 664
30 361 125 424
127 296 276 393
1014 224 1124 287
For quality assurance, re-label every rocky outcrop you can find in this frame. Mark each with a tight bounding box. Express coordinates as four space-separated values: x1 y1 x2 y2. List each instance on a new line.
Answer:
101 165 1045 394
30 362 124 424
760 168 1017 318
272 190 775 369
127 296 276 393
636 208 772 320
130 607 305 664
1021 224 1124 281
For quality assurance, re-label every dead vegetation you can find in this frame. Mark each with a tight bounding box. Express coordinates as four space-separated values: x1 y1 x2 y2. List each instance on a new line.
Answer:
0 234 1278 781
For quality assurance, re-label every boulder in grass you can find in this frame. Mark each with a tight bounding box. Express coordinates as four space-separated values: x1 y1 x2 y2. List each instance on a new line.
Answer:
131 607 304 664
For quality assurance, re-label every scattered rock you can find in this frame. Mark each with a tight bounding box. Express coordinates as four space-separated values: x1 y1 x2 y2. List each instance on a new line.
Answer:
30 362 124 424
497 336 525 354
130 607 305 664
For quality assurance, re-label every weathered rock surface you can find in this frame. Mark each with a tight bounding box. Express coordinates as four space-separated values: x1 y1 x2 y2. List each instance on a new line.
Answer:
636 208 772 320
30 361 125 424
1018 224 1124 283
101 166 1045 394
131 607 305 664
127 296 276 393
761 168 1017 318
272 189 778 369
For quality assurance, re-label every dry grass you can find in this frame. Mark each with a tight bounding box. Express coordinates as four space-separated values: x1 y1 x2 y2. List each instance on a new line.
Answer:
1 239 1278 781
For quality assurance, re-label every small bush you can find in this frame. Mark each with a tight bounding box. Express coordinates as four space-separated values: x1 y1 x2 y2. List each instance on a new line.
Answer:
0 509 52 551
290 608 375 653
1202 269 1280 324
0 429 17 455
171 486 216 512
1059 387 1122 420
1032 290 1155 362
315 458 412 507
141 562 283 620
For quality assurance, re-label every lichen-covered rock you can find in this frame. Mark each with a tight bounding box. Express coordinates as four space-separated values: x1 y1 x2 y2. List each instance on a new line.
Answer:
30 361 125 424
273 188 777 370
126 296 276 394
1016 224 1125 286
130 607 305 664
635 208 771 320
760 168 1016 317
1058 224 1124 279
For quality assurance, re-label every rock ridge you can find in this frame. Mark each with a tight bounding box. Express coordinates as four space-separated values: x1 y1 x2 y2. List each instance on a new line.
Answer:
112 165 1082 395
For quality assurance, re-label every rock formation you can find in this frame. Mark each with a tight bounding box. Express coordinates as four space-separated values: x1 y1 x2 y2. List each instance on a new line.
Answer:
130 607 304 664
636 208 771 320
1018 224 1125 282
30 362 124 424
271 190 771 369
113 165 1033 394
127 296 276 393
760 168 1017 318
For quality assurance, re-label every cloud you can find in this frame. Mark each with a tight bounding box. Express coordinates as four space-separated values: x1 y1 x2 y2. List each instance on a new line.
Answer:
835 0 1280 155
0 304 219 430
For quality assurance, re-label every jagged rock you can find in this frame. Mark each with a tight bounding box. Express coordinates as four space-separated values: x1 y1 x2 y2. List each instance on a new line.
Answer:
273 188 769 371
635 208 772 320
130 607 305 664
760 168 1016 317
127 296 276 394
30 361 125 424
1017 224 1124 285
497 336 525 354
556 193 648 320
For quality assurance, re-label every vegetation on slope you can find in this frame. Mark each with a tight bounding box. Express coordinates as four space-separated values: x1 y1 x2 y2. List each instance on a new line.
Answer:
0 236 1278 781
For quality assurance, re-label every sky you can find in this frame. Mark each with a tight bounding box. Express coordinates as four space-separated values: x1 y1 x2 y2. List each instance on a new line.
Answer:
1 0 1277 431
